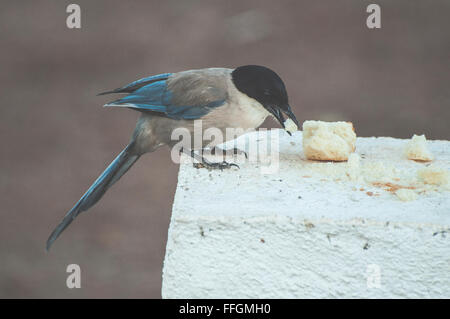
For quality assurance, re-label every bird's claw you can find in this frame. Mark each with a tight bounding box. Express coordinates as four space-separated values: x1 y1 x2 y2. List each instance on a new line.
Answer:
232 148 248 159
193 161 240 170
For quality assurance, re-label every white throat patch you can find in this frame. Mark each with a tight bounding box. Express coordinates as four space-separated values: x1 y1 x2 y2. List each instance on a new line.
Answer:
233 89 270 129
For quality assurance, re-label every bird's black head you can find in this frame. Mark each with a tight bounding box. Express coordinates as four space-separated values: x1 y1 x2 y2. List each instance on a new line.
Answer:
231 65 299 131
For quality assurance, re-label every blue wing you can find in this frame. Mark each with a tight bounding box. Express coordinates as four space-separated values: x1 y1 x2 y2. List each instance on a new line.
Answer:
102 71 227 120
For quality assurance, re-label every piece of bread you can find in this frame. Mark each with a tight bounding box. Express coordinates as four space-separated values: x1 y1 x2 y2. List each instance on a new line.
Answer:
395 189 418 201
302 121 356 161
405 134 433 162
417 167 449 185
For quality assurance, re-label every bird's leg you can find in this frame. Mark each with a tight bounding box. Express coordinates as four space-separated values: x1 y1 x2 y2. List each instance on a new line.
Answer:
209 146 248 159
181 148 239 170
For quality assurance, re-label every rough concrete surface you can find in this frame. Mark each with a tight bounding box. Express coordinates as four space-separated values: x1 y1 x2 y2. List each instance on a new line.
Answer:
162 130 450 298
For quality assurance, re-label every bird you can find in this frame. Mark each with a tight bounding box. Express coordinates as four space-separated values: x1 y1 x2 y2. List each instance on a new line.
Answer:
46 65 299 250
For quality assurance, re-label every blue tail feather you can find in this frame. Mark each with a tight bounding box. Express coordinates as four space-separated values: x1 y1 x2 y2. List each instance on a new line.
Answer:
46 143 139 250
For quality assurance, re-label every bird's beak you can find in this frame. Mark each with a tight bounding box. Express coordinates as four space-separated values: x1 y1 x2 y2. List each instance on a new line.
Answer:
267 104 299 135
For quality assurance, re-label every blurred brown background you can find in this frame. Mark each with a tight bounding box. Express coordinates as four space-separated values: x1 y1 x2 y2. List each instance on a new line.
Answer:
0 0 449 298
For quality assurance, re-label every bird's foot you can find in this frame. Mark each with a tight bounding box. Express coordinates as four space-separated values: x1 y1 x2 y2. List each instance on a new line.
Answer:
193 160 239 170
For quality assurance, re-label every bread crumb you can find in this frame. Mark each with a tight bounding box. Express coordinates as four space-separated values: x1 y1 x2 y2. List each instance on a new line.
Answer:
405 134 434 162
362 162 395 184
284 118 298 134
302 121 356 161
417 167 449 185
395 189 418 201
346 153 360 181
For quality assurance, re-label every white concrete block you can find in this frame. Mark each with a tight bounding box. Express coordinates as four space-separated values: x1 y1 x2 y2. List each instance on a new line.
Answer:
162 130 450 298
